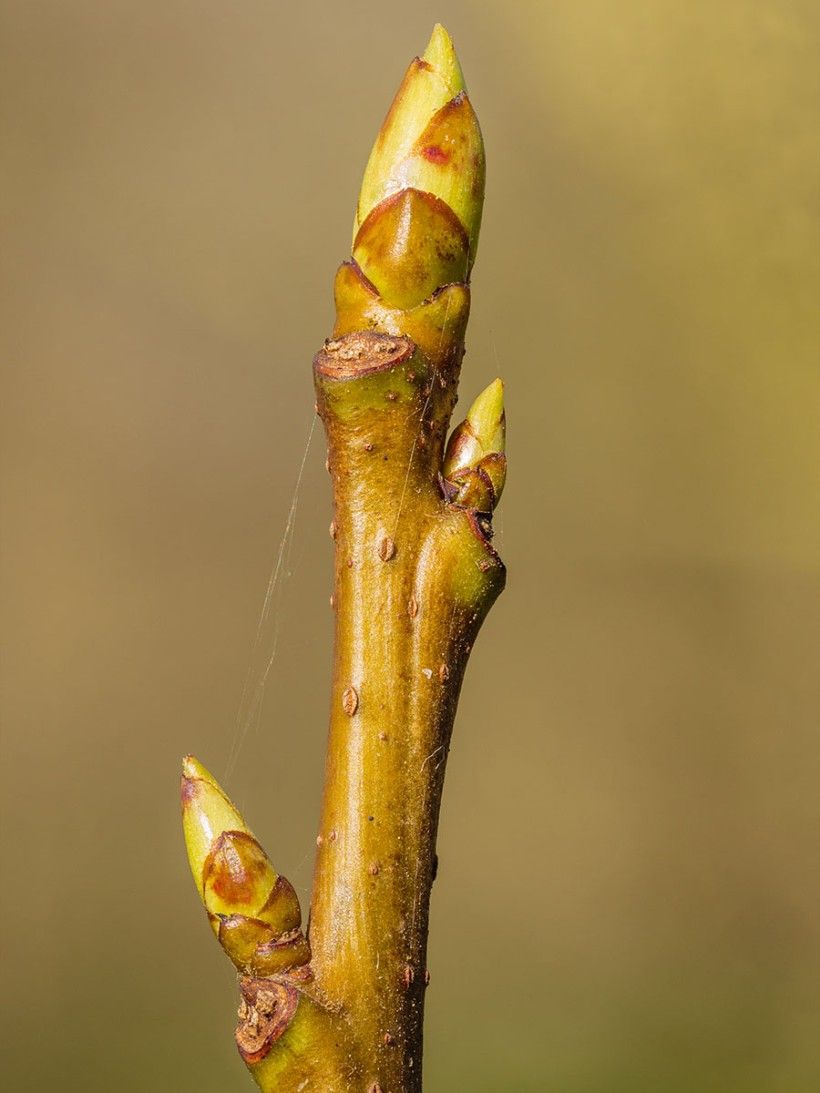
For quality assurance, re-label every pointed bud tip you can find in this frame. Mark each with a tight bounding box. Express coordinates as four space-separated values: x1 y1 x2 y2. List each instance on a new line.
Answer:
182 754 210 782
480 376 504 404
181 755 225 808
467 378 506 455
181 755 253 892
422 24 466 96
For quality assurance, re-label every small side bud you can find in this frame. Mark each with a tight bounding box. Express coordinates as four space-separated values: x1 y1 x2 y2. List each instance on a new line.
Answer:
445 378 505 472
180 756 308 974
442 379 506 511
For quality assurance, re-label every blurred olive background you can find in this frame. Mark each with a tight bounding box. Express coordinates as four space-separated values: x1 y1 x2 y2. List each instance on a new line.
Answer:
2 2 819 1090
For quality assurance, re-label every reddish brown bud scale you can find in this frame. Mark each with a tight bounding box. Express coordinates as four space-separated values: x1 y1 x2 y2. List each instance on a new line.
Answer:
218 915 277 970
203 831 273 916
252 931 313 977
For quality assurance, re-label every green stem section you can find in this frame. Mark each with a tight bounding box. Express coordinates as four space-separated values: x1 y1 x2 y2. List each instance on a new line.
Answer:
306 332 504 1091
240 979 353 1092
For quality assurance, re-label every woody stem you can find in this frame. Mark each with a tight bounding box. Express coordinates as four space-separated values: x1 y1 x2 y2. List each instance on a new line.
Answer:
308 332 504 1091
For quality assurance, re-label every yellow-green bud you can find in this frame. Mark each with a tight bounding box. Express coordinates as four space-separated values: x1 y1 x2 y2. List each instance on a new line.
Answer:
181 756 308 975
442 378 506 511
352 24 485 310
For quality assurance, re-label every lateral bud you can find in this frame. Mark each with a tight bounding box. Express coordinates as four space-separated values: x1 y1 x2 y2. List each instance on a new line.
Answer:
180 755 310 976
442 378 506 511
